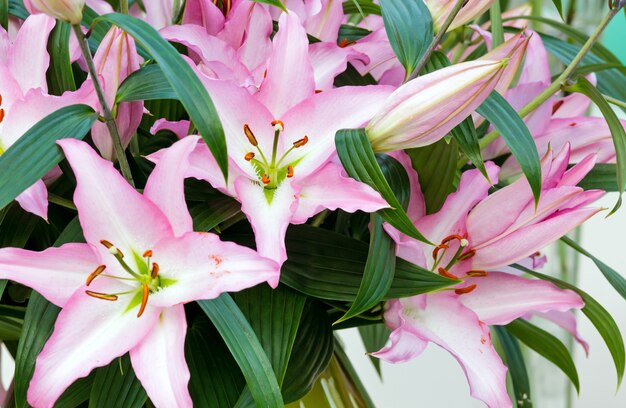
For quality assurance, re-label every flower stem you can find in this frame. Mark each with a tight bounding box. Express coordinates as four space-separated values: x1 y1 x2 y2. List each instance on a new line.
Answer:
479 6 621 150
407 0 468 82
120 0 129 14
72 24 135 187
604 94 626 110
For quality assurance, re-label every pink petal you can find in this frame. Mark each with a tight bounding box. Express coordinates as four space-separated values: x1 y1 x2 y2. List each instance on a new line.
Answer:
292 162 388 224
145 136 200 237
15 180 48 220
518 31 551 85
27 280 160 408
533 310 590 355
257 12 315 117
148 231 280 306
281 84 393 176
388 151 426 221
234 177 300 267
309 42 368 91
8 14 55 93
182 0 225 36
233 3 273 75
304 0 344 42
58 139 174 262
130 305 193 408
459 272 584 325
371 327 428 363
150 118 191 139
0 243 97 307
143 0 175 29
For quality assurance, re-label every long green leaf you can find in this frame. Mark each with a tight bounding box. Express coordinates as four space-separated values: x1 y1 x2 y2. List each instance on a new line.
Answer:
7 0 27 19
514 264 625 386
55 374 96 408
335 128 431 243
190 197 241 232
197 295 283 407
343 0 381 16
336 213 396 323
89 354 147 408
0 104 97 212
561 236 626 302
477 92 542 204
358 324 390 376
0 0 8 30
97 13 228 179
47 21 76 95
507 319 580 393
379 0 433 76
578 163 618 191
564 77 626 214
116 64 176 102
493 326 532 408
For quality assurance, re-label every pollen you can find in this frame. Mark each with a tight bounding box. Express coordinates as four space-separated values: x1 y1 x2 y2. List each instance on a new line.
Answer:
243 124 258 146
454 284 477 295
271 120 285 132
85 290 118 301
261 174 271 185
142 249 153 258
86 265 107 286
293 136 309 148
245 152 255 161
287 166 294 178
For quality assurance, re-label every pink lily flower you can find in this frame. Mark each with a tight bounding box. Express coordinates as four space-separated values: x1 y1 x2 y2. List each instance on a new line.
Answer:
0 137 279 407
0 14 96 220
23 0 85 24
150 13 391 265
90 26 144 160
269 0 344 42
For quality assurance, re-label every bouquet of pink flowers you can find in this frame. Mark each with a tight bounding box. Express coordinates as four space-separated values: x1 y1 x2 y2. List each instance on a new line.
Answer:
0 0 625 406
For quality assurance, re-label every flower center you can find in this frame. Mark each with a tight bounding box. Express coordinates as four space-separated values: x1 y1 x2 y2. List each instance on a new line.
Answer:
84 240 174 317
430 234 486 295
242 121 309 190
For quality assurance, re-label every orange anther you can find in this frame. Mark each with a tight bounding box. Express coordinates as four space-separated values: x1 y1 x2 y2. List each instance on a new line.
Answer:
287 166 294 178
432 244 449 260
293 136 309 148
85 290 118 301
86 265 106 286
142 250 153 258
0 109 4 124
457 248 476 261
315 90 323 94
454 284 477 295
100 239 113 249
438 267 458 280
151 262 160 278
552 99 564 114
243 124 258 146
245 152 255 161
137 283 149 318
441 234 464 245
261 174 271 185
466 270 488 277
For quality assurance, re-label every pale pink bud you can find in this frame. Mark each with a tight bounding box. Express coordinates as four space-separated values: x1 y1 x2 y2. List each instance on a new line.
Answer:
425 0 496 33
24 0 85 24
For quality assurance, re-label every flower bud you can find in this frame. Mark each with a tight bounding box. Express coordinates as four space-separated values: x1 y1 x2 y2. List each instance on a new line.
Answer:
425 0 496 33
24 0 85 24
366 59 507 152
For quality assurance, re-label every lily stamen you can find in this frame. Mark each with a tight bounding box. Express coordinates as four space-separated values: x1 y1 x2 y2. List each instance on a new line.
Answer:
262 174 271 185
85 291 118 301
438 267 458 280
467 270 488 277
287 166 294 178
151 262 160 278
86 265 106 286
454 284 477 295
137 283 149 317
245 152 255 161
458 249 477 261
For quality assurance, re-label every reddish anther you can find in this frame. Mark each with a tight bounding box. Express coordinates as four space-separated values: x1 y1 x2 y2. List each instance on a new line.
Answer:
432 244 449 260
243 124 258 146
293 136 309 148
457 248 476 261
438 267 458 280
151 262 160 279
261 174 271 185
137 283 149 317
245 152 255 161
86 265 107 286
466 270 488 277
441 234 464 245
142 250 153 258
85 290 118 301
287 166 294 178
454 284 477 295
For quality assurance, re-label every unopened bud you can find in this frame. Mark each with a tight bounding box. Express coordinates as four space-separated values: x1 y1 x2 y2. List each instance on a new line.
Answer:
25 0 85 24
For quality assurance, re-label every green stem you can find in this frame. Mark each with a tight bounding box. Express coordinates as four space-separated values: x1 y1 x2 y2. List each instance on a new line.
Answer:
479 7 620 150
48 193 77 211
407 0 468 82
120 0 129 14
72 25 135 187
604 94 626 110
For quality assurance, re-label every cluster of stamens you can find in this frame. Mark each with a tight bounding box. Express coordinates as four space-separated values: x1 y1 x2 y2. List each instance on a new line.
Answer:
84 240 161 317
431 234 487 295
243 121 309 189
212 0 232 15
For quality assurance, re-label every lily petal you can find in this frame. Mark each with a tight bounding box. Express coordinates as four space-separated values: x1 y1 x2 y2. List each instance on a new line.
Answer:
0 243 97 307
130 305 193 408
15 180 48 220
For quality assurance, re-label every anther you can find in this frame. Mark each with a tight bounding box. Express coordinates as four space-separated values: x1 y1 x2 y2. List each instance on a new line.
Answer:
457 248 476 261
0 109 4 124
142 250 153 258
243 124 258 146
338 38 355 48
137 283 149 318
454 284 477 295
261 174 271 185
245 152 255 161
466 270 488 277
271 120 285 132
151 262 160 278
86 265 107 286
85 290 118 301
552 100 564 114
100 239 113 249
293 136 309 148
287 166 294 178
0 94 3 105
441 234 464 245
315 90 323 94
438 267 458 280
432 244 448 260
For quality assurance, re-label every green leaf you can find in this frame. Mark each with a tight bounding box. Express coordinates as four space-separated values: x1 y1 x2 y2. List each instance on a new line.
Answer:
551 0 564 19
7 0 27 20
336 213 396 323
578 163 618 191
493 326 532 408
197 294 283 407
97 13 228 179
116 64 177 102
358 324 390 376
251 0 287 11
514 264 625 386
232 285 306 386
477 92 542 205
55 374 96 408
47 21 76 95
506 319 580 393
379 0 433 77
561 236 626 303
343 0 381 16
0 203 39 248
185 314 245 408
282 301 334 403
0 0 8 30
0 104 97 212
89 354 147 408
407 139 460 214
564 77 626 214
337 24 371 43
190 197 242 232
333 340 376 407
335 128 431 244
